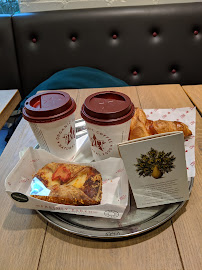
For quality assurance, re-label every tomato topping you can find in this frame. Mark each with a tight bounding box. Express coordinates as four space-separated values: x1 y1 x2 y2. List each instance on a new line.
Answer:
52 165 71 183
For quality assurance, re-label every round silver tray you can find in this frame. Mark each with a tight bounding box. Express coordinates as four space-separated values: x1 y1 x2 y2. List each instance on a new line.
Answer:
37 119 194 239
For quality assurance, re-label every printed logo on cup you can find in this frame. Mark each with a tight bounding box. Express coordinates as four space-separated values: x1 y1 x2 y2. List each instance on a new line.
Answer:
56 123 76 150
91 134 106 151
88 128 113 157
63 126 75 145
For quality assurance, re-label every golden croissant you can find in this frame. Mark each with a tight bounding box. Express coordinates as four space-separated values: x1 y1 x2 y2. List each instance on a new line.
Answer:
129 108 192 140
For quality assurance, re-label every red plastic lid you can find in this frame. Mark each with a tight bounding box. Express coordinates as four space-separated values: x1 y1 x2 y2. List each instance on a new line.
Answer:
23 91 76 123
81 91 135 126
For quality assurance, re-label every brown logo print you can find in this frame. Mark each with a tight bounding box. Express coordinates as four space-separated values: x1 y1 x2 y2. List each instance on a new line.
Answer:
62 126 75 145
91 134 106 151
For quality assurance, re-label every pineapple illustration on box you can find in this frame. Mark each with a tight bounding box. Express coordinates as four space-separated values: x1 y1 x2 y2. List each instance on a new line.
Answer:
135 148 176 179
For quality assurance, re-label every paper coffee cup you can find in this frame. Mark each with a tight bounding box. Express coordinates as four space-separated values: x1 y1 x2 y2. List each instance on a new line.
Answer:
81 91 134 160
23 91 76 160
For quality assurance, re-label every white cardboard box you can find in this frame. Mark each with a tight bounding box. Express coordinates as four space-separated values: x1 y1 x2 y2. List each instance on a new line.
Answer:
119 131 190 208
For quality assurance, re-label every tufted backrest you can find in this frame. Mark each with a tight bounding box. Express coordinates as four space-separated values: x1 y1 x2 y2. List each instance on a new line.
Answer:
0 15 20 91
12 3 202 98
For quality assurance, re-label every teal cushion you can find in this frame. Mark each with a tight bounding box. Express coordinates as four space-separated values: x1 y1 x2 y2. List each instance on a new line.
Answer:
20 66 128 109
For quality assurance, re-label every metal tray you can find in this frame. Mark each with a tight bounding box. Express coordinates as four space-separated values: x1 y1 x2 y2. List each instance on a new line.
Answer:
37 119 194 239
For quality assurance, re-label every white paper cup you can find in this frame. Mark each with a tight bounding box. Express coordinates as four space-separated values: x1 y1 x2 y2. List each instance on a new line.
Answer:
81 91 134 161
23 91 76 160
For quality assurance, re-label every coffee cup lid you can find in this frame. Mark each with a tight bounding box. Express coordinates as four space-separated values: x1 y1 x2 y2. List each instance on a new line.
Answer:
23 91 76 123
81 91 135 126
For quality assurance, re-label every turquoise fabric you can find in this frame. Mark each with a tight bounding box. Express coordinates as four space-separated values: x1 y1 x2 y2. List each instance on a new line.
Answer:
20 66 128 108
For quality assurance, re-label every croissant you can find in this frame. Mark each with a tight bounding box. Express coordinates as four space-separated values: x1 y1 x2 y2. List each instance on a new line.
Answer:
129 108 192 140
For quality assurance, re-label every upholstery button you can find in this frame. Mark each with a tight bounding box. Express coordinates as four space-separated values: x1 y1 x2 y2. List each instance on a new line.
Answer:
133 71 138 76
152 32 157 37
32 38 37 43
72 36 76 42
194 30 199 35
171 69 176 74
112 34 117 39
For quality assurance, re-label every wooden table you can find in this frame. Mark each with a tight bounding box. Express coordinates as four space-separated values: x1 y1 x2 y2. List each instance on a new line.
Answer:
0 85 201 270
182 85 202 115
0 89 21 130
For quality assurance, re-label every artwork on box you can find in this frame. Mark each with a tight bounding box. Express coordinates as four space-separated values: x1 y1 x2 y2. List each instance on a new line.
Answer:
135 148 176 179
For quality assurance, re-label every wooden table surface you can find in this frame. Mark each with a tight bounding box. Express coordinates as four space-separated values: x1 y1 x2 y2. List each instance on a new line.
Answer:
182 85 202 115
0 85 201 270
0 89 21 130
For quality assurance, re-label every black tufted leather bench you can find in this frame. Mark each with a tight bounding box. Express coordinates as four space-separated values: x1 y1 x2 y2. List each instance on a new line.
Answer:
0 15 20 91
1 3 202 98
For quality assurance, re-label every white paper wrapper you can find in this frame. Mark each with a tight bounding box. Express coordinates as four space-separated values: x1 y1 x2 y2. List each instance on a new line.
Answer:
144 107 196 178
5 147 129 219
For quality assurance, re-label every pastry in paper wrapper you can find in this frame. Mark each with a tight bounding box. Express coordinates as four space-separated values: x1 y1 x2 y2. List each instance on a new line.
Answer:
31 162 102 206
5 148 129 219
129 108 192 140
